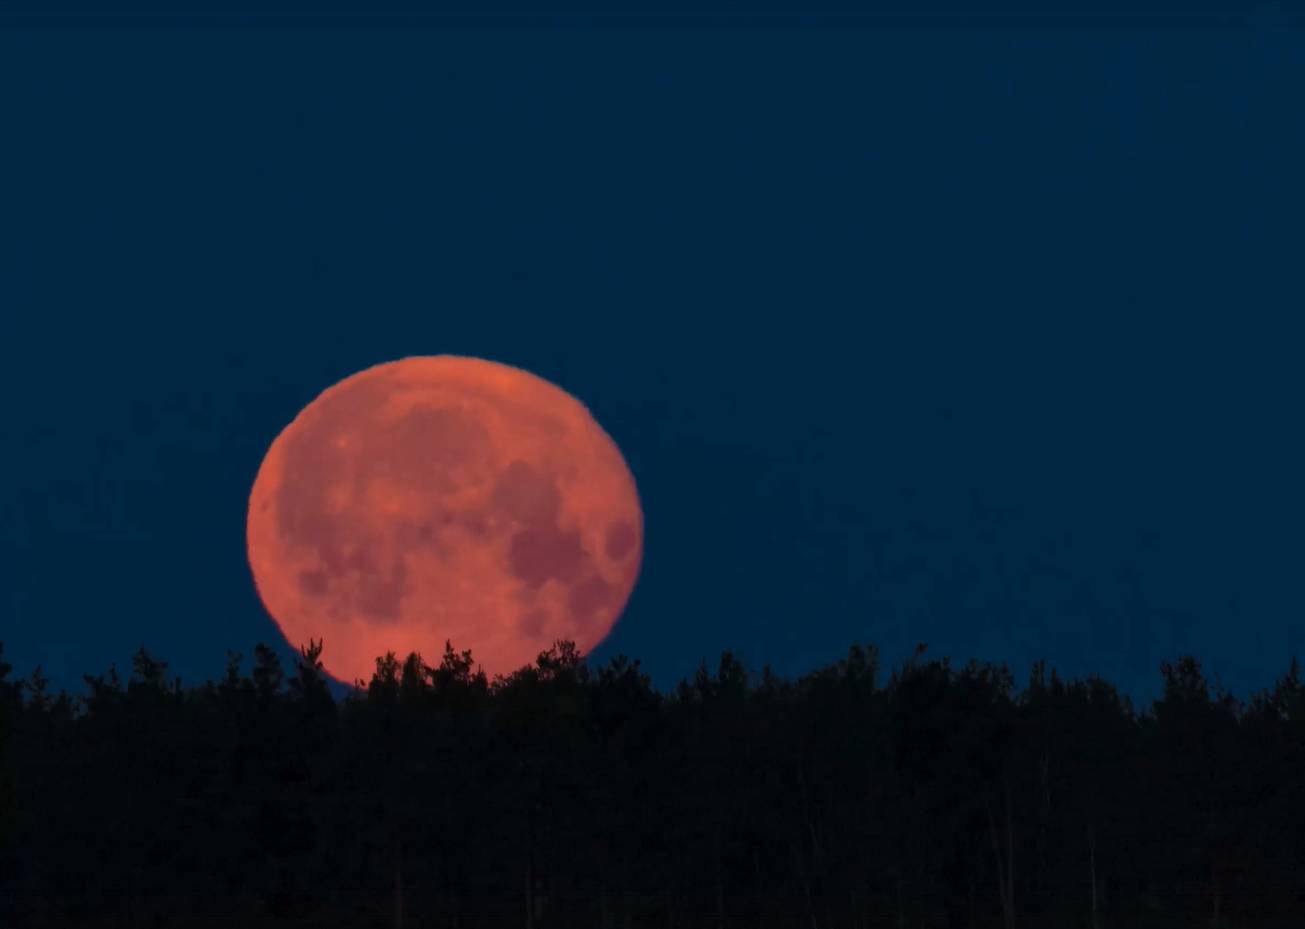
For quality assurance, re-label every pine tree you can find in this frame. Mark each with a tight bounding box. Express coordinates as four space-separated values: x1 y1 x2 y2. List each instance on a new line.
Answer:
0 642 18 857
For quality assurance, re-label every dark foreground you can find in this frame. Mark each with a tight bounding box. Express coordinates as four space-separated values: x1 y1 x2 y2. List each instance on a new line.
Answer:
1 638 1303 929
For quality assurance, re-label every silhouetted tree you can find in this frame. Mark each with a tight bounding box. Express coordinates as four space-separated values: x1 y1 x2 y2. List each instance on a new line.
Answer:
3 638 1305 929
0 642 18 867
252 642 285 706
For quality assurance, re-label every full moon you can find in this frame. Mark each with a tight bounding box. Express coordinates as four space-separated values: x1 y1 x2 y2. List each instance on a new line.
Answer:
245 355 643 686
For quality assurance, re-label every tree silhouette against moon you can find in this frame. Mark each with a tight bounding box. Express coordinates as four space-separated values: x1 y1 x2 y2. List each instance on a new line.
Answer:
245 355 643 686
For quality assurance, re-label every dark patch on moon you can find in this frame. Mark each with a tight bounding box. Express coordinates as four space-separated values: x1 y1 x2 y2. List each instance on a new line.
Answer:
568 574 613 625
299 537 410 625
490 459 561 528
353 551 410 622
393 519 441 552
376 403 494 493
508 526 586 588
604 519 636 562
298 569 329 597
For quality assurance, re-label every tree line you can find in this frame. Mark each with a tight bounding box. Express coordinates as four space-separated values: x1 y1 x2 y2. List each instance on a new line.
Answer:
0 636 1302 929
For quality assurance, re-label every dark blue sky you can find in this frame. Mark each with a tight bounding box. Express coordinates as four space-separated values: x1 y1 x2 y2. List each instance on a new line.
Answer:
2 15 1302 709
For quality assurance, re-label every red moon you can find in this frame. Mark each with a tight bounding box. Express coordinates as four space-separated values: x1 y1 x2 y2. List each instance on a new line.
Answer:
245 355 643 686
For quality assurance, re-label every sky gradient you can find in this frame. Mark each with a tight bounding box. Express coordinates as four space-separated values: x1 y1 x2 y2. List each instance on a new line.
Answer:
2 17 1303 708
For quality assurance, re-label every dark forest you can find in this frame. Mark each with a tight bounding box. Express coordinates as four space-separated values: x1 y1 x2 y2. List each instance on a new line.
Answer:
1 637 1302 929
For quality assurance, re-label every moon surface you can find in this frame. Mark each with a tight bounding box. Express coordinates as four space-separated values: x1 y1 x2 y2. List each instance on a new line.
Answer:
245 355 643 686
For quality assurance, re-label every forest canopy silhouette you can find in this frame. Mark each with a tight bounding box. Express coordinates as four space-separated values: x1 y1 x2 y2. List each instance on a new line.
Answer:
1 637 1303 929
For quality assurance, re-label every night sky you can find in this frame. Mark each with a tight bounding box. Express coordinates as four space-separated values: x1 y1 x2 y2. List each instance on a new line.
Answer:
2 13 1302 710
